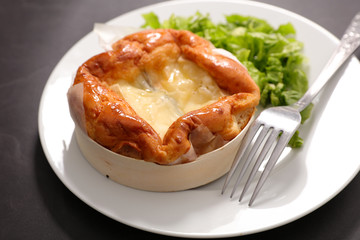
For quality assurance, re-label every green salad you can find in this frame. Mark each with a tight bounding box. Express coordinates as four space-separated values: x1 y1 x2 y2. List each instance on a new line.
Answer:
142 12 312 148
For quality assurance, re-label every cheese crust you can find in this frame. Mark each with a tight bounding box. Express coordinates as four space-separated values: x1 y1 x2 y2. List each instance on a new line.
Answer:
68 29 260 164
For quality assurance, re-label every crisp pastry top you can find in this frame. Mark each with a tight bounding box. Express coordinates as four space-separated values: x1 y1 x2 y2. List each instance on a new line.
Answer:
67 29 260 165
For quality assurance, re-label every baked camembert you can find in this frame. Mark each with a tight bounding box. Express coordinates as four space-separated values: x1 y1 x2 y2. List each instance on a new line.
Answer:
68 29 260 165
109 56 227 139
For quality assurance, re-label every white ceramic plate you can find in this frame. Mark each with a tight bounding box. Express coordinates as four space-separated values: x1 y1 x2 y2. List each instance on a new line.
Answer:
38 0 360 238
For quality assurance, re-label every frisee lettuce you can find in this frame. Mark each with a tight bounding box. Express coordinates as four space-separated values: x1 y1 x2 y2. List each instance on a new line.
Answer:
142 12 312 148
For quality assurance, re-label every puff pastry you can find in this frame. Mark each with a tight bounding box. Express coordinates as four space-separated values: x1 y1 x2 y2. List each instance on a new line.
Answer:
67 29 260 165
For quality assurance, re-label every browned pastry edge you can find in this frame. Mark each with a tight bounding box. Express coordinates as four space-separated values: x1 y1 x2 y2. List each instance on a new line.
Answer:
68 29 260 164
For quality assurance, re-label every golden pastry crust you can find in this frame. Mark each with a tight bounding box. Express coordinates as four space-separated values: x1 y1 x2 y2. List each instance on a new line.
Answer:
68 29 260 164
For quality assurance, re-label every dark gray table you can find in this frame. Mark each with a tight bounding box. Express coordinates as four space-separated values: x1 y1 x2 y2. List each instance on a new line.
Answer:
1 0 360 239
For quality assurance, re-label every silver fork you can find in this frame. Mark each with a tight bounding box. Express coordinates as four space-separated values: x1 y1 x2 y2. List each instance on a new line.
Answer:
222 12 360 206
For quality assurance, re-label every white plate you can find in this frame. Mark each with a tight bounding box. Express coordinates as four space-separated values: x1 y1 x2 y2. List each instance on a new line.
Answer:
38 0 360 238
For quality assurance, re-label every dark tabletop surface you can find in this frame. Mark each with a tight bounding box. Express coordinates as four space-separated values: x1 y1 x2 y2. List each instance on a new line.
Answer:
1 0 360 239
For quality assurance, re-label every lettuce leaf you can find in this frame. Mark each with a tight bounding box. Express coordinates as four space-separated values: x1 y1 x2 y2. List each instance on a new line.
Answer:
142 12 311 148
141 12 161 29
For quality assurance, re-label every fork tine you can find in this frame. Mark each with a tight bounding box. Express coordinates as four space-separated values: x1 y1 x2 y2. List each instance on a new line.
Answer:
238 128 280 202
221 120 262 194
230 124 270 198
248 131 294 206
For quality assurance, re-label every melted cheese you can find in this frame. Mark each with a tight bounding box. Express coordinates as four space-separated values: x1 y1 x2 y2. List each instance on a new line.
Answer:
110 80 182 138
162 57 226 113
110 57 228 138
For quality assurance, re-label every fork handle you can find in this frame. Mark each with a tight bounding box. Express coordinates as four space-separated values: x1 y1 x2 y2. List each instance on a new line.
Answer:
293 12 360 112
